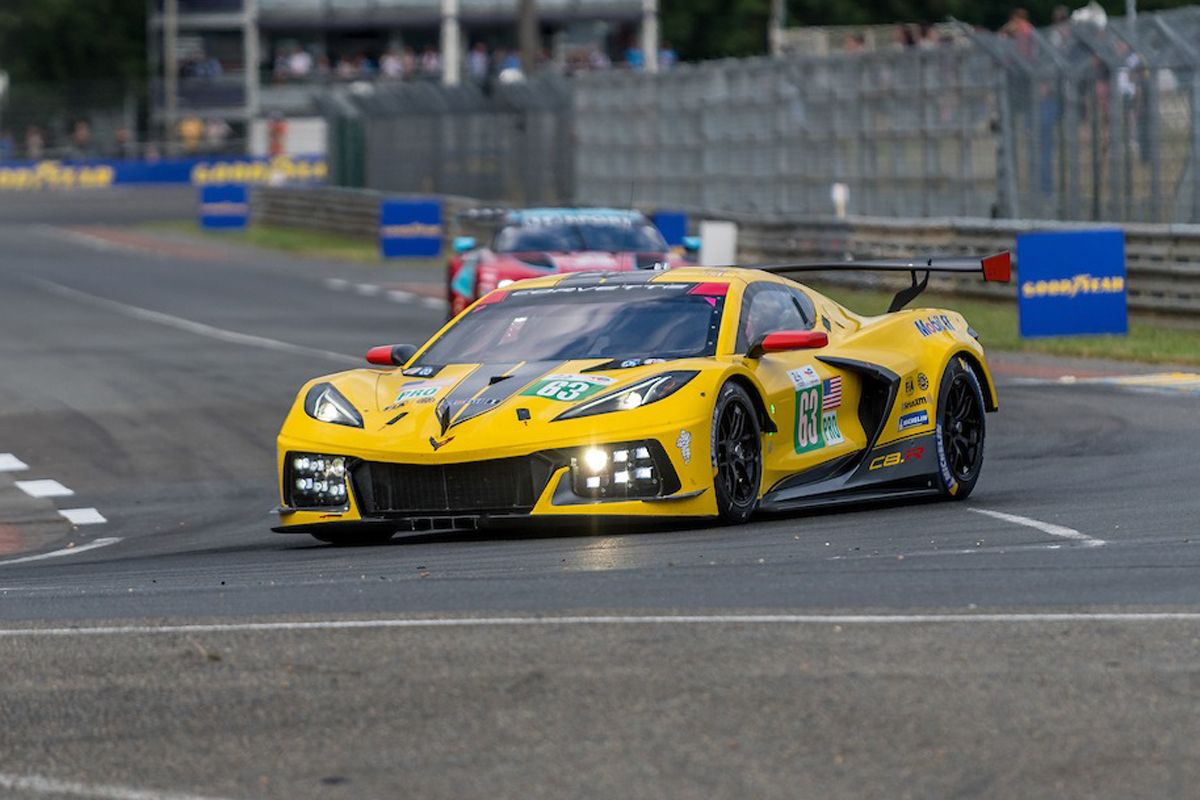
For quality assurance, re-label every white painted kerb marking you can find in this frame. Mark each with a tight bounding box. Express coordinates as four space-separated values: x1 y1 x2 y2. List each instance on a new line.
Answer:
4 612 1200 638
0 537 122 567
58 508 108 526
0 772 236 800
29 278 358 366
14 479 74 499
968 507 1105 547
0 453 29 471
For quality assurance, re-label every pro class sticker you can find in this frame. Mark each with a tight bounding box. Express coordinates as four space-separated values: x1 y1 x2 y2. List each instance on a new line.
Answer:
521 374 615 402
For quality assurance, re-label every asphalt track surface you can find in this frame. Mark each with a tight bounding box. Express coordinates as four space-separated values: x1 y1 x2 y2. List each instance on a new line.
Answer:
1 189 1198 799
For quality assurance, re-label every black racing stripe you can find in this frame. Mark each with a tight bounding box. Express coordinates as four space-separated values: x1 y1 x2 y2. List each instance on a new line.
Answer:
435 364 507 428
450 360 563 427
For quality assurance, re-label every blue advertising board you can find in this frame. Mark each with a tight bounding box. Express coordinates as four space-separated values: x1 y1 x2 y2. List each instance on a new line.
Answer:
1017 230 1127 338
653 210 688 247
0 155 326 191
380 198 443 259
199 185 248 230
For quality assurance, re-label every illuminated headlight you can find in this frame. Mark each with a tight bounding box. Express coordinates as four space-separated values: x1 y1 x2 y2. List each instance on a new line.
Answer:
287 452 350 508
304 383 363 428
571 442 663 499
554 371 699 421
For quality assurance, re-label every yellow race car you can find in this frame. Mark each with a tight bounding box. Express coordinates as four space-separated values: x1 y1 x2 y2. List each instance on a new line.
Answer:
275 254 1011 544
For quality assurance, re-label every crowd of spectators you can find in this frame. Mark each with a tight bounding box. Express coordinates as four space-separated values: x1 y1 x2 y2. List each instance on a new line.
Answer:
269 40 677 83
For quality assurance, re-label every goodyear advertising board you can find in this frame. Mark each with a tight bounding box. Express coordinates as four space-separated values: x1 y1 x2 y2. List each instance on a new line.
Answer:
1016 229 1127 338
0 155 326 191
380 198 443 259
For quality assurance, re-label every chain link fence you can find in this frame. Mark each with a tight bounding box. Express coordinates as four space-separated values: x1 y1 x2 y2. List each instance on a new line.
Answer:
574 7 1200 224
320 75 573 205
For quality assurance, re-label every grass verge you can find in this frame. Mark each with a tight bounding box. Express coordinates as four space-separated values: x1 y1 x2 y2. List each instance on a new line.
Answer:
146 220 384 264
816 283 1200 367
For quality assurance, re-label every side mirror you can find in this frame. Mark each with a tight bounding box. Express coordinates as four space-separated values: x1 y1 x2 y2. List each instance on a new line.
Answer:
746 330 828 359
365 343 418 367
682 235 701 255
453 236 477 254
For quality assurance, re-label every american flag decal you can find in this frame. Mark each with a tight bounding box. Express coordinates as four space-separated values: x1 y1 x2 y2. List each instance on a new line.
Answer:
822 377 842 410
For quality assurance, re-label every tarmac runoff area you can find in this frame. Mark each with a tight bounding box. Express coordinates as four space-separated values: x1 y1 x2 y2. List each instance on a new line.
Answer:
0 188 1198 799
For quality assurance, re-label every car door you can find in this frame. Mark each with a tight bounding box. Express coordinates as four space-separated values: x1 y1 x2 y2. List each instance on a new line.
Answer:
737 282 860 479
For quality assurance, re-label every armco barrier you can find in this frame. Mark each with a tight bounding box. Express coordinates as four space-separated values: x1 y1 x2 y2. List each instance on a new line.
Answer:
251 185 1200 318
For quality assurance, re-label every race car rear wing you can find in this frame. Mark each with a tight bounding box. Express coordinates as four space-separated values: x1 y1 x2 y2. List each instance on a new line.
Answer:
753 251 1011 313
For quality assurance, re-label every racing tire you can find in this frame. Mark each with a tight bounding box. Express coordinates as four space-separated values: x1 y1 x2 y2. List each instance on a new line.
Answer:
711 383 763 525
311 530 396 546
934 357 986 501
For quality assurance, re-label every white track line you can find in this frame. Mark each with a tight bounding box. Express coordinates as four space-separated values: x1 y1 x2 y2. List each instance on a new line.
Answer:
323 277 349 290
0 772 236 800
0 537 122 567
14 479 74 499
355 283 380 296
968 507 1105 547
58 508 107 526
5 613 1200 637
387 289 415 303
421 296 448 309
0 453 29 471
29 278 358 366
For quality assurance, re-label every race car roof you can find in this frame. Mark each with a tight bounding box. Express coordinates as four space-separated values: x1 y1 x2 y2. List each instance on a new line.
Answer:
506 208 646 226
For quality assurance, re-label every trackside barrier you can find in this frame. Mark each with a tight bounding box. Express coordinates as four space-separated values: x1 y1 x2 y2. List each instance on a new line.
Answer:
250 185 1200 319
1016 230 1128 338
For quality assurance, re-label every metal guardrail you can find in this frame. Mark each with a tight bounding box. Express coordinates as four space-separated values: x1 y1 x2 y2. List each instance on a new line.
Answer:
252 184 1200 317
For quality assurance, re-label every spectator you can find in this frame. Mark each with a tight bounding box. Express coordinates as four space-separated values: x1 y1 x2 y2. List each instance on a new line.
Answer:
401 46 417 77
381 47 405 79
24 126 44 160
659 41 678 70
112 127 135 160
587 47 611 70
315 54 332 79
624 46 645 69
335 56 357 80
355 53 377 77
66 119 93 159
420 45 441 76
1001 8 1036 59
918 23 940 49
288 46 314 79
844 34 866 53
893 24 916 48
1049 5 1071 49
178 116 204 152
205 118 232 152
469 42 490 81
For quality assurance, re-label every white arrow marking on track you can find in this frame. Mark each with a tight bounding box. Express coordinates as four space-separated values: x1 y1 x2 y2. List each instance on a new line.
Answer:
0 772 237 800
0 537 122 567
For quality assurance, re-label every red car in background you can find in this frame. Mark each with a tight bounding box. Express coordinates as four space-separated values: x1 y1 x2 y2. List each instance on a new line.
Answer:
446 208 698 316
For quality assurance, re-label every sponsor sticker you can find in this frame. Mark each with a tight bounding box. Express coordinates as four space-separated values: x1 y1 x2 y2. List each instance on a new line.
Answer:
788 366 820 390
822 377 842 410
901 396 929 411
904 376 915 396
521 374 616 402
898 410 930 432
402 365 439 378
676 430 692 464
918 372 930 391
914 314 956 337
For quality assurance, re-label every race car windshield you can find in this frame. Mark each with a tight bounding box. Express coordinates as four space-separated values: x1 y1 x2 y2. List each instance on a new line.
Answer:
494 221 668 253
414 285 723 365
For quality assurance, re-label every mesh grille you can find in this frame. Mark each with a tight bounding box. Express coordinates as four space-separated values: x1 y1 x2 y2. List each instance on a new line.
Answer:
352 456 553 516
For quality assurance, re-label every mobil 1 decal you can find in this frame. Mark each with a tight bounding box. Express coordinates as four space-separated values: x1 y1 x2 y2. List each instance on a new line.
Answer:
521 373 615 402
789 367 843 454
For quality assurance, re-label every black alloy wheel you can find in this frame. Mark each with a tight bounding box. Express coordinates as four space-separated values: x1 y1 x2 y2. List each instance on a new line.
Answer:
712 383 763 524
935 358 986 500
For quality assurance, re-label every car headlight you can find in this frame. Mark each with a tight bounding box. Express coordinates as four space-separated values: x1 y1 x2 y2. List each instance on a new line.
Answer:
304 383 363 428
554 371 698 421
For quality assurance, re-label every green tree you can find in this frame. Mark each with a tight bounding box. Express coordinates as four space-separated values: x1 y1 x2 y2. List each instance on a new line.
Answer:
0 0 146 83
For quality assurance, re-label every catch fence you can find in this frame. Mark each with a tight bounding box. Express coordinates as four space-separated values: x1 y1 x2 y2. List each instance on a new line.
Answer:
573 6 1200 225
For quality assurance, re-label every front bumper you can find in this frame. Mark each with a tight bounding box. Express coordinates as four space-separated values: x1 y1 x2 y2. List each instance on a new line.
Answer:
274 429 717 533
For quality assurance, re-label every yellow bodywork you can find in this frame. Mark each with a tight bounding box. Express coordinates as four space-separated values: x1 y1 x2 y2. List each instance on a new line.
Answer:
275 268 996 531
